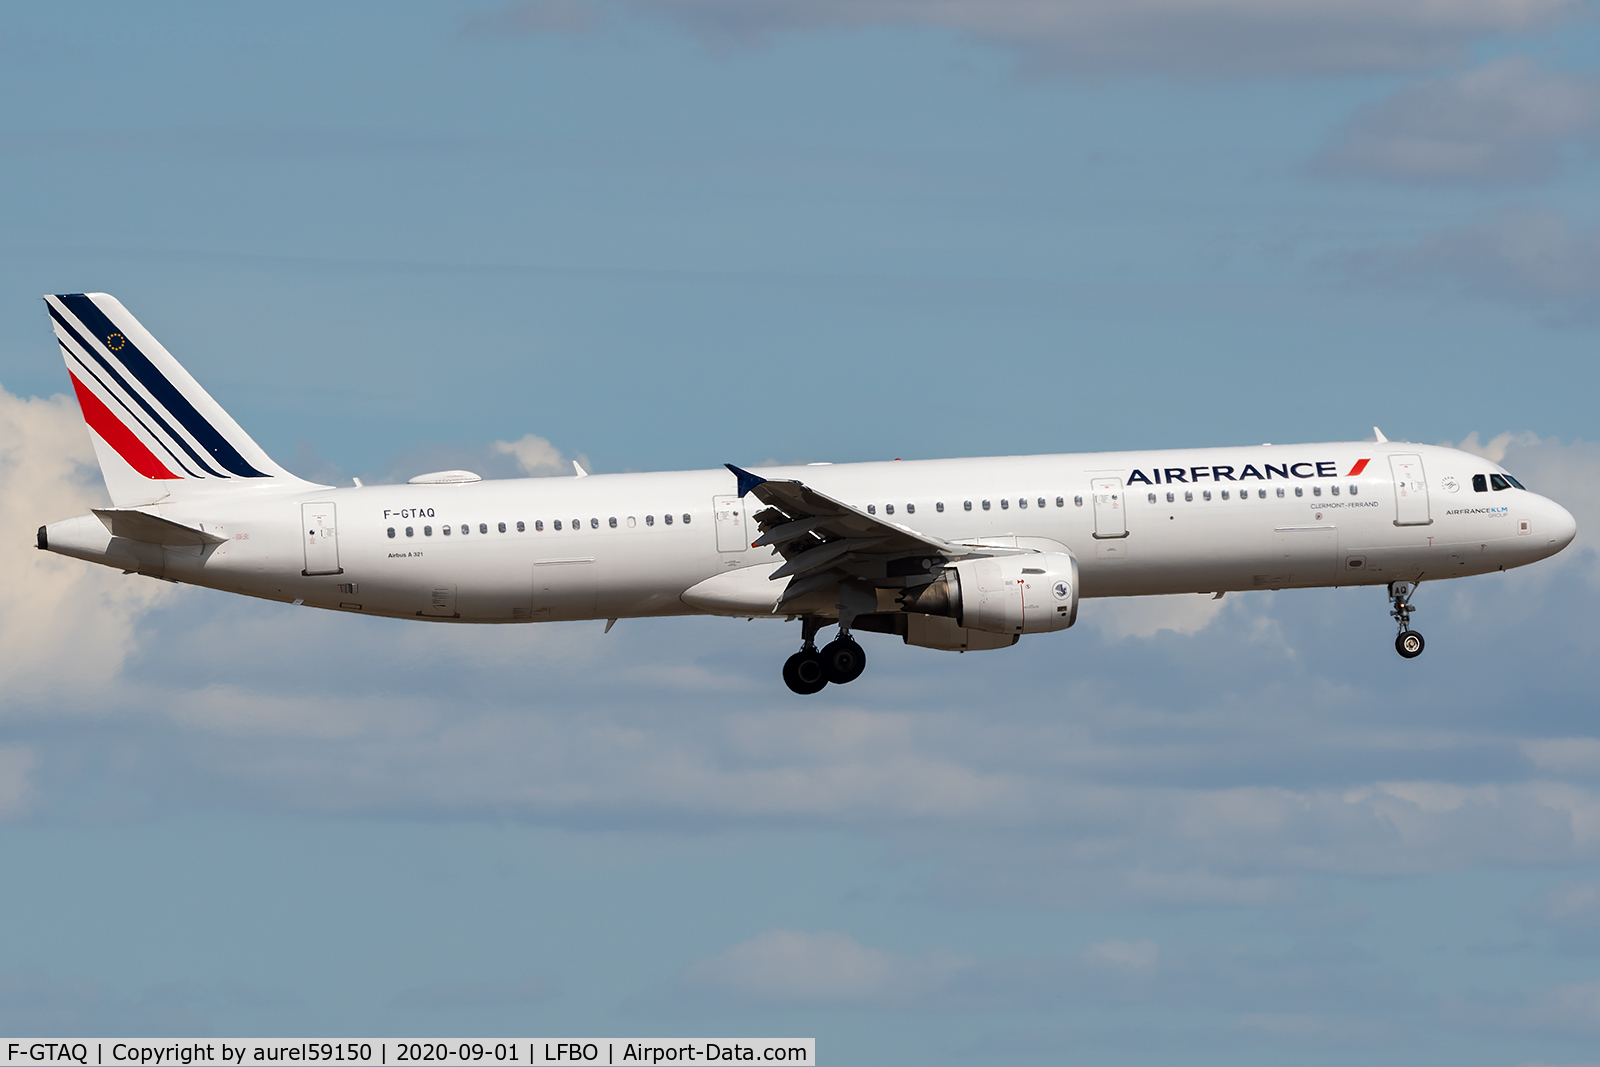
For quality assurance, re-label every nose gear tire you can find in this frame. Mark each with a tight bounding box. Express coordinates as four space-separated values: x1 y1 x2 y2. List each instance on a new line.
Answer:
1395 630 1425 658
783 649 829 694
820 637 867 684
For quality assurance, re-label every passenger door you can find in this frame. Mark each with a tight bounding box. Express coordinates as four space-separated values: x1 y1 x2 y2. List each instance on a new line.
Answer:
1389 454 1432 526
301 502 341 576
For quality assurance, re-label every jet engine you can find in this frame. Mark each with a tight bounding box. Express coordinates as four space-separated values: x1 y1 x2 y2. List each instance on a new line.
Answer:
899 551 1079 636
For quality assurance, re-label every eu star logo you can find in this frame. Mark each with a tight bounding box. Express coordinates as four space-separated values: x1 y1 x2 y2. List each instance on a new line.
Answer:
105 332 127 351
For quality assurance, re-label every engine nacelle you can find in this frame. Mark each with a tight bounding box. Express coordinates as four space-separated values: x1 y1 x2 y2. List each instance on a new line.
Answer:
951 551 1079 635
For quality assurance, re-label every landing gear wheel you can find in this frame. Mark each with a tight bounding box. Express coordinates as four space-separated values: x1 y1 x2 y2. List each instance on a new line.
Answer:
783 649 828 695
820 637 867 684
1395 630 1425 659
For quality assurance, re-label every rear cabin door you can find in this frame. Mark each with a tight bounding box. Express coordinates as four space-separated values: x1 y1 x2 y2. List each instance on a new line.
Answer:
713 495 751 553
1389 454 1433 526
1091 478 1128 539
301 502 342 576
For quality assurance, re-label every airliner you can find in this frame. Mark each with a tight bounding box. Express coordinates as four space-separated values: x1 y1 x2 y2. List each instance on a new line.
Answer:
36 294 1578 693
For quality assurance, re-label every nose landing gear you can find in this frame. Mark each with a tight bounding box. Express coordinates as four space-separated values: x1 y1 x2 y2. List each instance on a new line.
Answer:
782 617 868 694
1389 581 1425 659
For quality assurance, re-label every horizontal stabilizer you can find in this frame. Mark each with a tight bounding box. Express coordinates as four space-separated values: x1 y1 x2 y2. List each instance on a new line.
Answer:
93 508 225 545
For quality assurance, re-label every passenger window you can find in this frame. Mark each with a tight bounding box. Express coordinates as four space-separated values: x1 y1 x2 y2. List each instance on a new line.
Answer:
628 516 637 528
480 523 488 533
1276 487 1285 498
405 526 413 538
609 517 618 528
572 518 580 529
460 524 469 534
885 504 894 515
1490 474 1512 491
1203 490 1212 501
442 525 451 536
554 520 562 530
665 514 673 525
1221 490 1230 500
1000 499 1009 510
963 501 972 511
906 503 915 514
1313 486 1322 497
1074 496 1083 507
682 513 691 524
1349 486 1358 496
499 522 507 533
424 525 433 536
982 500 991 511
1295 487 1303 497
1184 491 1193 502
936 502 944 512
1018 498 1027 509
646 515 655 526
1147 493 1157 504
1056 496 1064 507
1166 492 1175 503
1472 474 1488 492
532 521 540 532
387 527 395 538
1038 498 1046 508
1330 486 1339 496
868 505 876 515
517 521 526 532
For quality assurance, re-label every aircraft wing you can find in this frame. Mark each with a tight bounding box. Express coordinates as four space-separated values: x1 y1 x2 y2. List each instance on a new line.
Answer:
725 464 1022 610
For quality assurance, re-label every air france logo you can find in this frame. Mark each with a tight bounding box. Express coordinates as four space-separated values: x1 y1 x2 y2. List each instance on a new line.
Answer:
1124 459 1369 485
1052 580 1072 600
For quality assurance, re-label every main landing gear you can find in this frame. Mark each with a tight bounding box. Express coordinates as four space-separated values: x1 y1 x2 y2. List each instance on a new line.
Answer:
1389 581 1425 659
783 617 868 695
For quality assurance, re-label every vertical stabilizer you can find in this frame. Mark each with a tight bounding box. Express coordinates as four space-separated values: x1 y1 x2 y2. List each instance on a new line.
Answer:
45 293 313 506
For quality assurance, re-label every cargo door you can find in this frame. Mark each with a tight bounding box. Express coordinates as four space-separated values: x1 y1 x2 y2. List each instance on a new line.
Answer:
713 494 751 553
301 502 342 576
1389 454 1432 526
1272 525 1338 587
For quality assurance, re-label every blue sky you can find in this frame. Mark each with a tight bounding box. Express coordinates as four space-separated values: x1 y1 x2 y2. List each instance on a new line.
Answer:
3 1 1600 1062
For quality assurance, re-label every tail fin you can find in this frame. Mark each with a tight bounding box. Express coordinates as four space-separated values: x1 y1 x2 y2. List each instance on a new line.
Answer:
46 293 313 507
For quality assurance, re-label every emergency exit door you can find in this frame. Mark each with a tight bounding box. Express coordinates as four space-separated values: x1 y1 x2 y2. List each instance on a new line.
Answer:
1091 478 1128 539
713 495 750 552
1389 454 1432 526
301 502 342 575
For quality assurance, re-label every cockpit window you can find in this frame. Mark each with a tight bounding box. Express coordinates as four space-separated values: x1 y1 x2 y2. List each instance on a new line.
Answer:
1506 473 1526 490
1472 474 1488 493
1490 474 1512 491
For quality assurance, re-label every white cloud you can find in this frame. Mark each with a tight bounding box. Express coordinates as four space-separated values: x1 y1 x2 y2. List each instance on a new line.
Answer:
0 385 172 705
1084 592 1229 640
1318 57 1600 183
510 0 1590 78
0 746 35 820
1523 738 1600 777
1082 938 1159 977
678 930 969 1007
493 432 569 477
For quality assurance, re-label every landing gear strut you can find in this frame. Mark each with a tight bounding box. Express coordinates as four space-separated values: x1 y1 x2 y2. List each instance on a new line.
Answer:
1389 581 1425 659
782 617 868 694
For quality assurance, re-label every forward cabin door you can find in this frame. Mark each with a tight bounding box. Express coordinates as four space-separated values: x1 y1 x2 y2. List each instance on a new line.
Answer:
301 502 342 576
1389 454 1432 526
713 494 751 553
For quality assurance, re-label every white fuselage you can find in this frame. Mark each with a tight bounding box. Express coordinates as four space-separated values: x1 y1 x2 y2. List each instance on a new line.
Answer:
43 440 1576 627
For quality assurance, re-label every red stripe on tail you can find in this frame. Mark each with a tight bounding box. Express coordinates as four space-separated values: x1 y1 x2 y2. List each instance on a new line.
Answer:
69 372 181 479
1347 458 1370 477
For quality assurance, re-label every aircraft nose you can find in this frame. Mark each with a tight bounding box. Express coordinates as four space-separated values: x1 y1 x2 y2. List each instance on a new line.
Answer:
1545 497 1577 554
